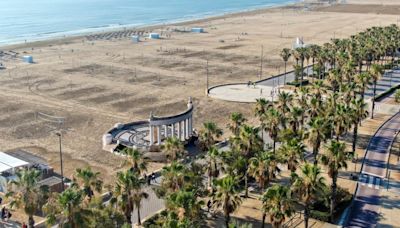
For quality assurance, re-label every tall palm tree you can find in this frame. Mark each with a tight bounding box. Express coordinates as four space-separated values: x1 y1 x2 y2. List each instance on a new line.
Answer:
199 121 223 151
165 189 204 224
332 103 351 141
121 147 148 174
307 117 327 164
261 184 295 228
161 162 189 193
57 188 92 227
255 98 272 144
292 47 308 82
227 112 247 136
279 138 305 178
113 169 146 224
280 48 292 84
355 72 372 100
350 98 369 155
6 169 41 228
248 150 280 191
162 137 186 161
370 64 384 119
276 91 293 118
206 146 221 188
261 108 282 153
73 167 103 202
320 140 352 222
212 176 242 227
292 163 326 228
232 124 262 197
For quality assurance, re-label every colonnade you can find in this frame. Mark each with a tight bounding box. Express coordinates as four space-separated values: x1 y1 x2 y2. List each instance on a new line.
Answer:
148 97 194 145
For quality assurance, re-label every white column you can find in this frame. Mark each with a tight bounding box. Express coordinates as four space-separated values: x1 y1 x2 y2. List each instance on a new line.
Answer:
178 121 182 140
157 125 161 145
188 117 192 137
183 119 187 140
164 125 168 138
150 126 154 145
171 123 175 138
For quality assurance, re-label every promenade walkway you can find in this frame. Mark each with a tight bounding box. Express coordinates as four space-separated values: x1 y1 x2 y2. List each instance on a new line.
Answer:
346 112 400 227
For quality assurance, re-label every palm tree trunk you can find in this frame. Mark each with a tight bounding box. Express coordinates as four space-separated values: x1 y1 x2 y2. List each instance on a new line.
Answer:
352 123 358 155
28 216 35 228
225 213 231 228
371 81 377 119
330 175 338 223
284 61 287 85
262 212 266 228
273 139 276 154
304 206 309 228
137 207 142 225
244 170 249 198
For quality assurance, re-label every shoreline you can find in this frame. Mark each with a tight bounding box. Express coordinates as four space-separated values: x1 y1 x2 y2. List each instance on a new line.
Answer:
1 0 305 50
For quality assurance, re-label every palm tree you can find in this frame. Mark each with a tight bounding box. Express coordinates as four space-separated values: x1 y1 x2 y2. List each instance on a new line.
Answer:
307 117 327 164
206 146 221 188
292 47 308 82
292 163 326 228
161 162 189 193
212 176 242 227
227 112 247 136
162 137 186 161
6 169 41 228
199 121 223 151
58 188 92 227
255 98 272 144
261 185 295 228
232 124 262 197
320 140 352 222
355 72 372 100
113 169 146 224
248 150 280 191
261 108 282 153
280 48 292 84
276 91 293 118
165 189 204 224
73 167 103 202
332 103 350 141
370 64 384 119
121 147 148 174
279 138 305 178
350 98 369 155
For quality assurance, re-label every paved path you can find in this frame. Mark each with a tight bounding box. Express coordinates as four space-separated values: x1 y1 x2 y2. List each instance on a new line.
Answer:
346 112 400 228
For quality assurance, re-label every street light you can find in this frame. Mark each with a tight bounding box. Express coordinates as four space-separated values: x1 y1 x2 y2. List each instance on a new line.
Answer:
55 131 65 191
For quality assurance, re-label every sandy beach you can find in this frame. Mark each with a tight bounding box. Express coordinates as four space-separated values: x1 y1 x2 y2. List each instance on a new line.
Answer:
1 0 400 184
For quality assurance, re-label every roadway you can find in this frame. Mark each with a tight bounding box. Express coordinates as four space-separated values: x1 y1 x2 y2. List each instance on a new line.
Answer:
346 112 400 227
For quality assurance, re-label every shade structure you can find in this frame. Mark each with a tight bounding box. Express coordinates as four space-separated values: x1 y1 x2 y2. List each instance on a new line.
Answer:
131 35 139 43
23 55 33 63
191 27 204 33
0 152 29 173
149 33 160 39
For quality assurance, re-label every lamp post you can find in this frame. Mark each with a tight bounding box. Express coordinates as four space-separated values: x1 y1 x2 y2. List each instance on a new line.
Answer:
55 131 65 191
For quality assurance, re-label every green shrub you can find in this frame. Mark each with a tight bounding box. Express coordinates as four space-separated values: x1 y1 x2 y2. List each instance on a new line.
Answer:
395 89 400 103
310 210 330 222
287 79 309 87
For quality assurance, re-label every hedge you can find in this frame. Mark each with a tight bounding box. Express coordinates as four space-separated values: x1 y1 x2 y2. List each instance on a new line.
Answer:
287 79 309 87
374 84 400 102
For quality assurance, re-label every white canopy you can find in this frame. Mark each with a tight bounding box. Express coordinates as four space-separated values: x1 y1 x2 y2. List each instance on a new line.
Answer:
0 152 29 173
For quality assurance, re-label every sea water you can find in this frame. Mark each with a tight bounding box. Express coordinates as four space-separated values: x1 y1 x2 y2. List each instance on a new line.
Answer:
0 0 298 45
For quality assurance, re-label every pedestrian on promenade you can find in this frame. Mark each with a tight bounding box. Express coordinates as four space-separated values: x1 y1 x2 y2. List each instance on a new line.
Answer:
207 200 212 212
1 207 5 221
22 222 27 228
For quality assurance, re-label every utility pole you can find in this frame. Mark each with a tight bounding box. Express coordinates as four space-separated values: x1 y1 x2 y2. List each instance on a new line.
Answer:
260 45 264 80
206 59 209 96
56 131 65 191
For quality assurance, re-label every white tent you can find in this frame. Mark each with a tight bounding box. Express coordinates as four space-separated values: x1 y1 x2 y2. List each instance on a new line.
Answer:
0 152 29 173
